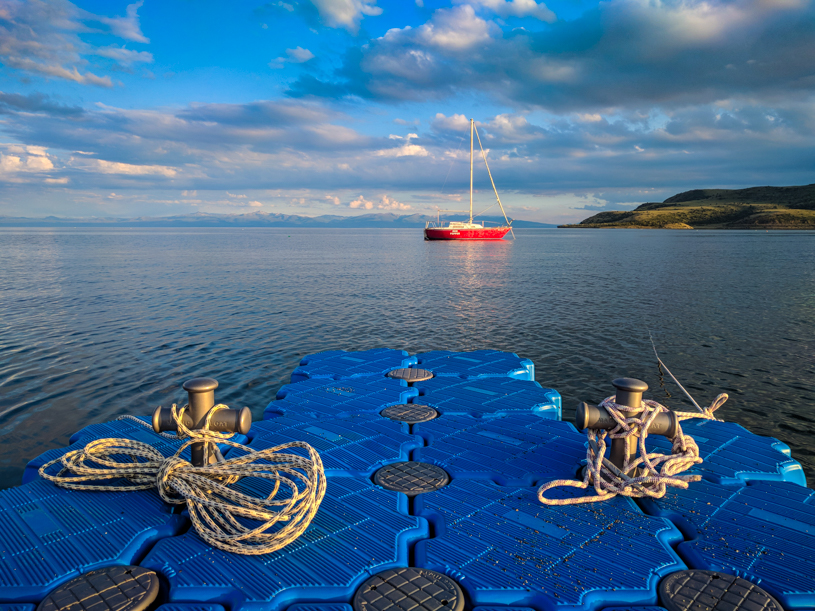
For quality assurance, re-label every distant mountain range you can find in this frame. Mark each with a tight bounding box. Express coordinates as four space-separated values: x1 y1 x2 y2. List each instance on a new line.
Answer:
560 184 815 229
0 211 556 228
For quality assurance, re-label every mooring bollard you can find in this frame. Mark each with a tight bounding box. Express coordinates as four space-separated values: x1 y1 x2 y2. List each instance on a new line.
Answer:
575 377 678 475
152 377 252 467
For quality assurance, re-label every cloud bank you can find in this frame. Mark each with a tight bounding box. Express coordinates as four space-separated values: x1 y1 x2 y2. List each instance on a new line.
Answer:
0 0 813 221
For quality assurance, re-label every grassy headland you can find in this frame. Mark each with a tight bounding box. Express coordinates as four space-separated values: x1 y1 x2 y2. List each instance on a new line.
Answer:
560 184 815 229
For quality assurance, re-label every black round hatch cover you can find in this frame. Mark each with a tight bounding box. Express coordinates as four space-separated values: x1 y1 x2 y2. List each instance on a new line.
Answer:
659 570 783 611
374 462 449 496
381 404 439 424
386 368 434 383
37 566 159 611
353 567 465 611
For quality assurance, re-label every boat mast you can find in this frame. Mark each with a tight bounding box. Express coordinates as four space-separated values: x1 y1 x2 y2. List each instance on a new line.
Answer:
469 118 474 224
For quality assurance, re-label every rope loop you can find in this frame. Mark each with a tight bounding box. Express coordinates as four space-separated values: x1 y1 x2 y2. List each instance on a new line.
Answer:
38 404 327 555
538 393 727 506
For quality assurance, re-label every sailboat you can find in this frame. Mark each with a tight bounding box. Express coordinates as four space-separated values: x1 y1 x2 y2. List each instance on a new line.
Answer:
424 118 513 241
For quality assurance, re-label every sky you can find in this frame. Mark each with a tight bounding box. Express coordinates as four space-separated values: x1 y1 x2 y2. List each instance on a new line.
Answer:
0 0 813 223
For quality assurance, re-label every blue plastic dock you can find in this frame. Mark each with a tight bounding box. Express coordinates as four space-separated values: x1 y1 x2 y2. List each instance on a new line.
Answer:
231 412 421 476
413 350 535 381
412 412 585 485
290 349 417 383
647 418 807 486
0 478 186 601
140 477 427 610
412 376 561 419
414 479 686 609
1 348 812 611
264 376 418 420
640 480 815 610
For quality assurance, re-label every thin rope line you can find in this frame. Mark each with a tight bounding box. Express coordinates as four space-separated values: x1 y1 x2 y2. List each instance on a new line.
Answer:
649 332 705 413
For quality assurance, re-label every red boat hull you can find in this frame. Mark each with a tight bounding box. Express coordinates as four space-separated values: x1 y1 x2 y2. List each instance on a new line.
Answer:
424 226 511 240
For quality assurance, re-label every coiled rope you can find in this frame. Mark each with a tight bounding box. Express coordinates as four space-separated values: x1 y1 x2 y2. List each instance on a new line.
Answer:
537 393 728 505
38 404 326 555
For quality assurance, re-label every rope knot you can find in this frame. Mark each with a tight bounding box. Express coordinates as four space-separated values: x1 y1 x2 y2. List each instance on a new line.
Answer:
537 394 718 506
156 455 191 504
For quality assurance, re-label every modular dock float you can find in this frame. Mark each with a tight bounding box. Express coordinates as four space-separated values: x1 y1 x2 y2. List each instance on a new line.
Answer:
1 348 812 611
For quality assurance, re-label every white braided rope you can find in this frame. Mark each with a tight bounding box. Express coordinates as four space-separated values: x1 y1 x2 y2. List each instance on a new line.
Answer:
38 404 327 555
537 393 728 505
116 414 181 439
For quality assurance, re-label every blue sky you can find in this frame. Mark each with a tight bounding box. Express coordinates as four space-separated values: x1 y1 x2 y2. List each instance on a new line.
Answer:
0 0 813 223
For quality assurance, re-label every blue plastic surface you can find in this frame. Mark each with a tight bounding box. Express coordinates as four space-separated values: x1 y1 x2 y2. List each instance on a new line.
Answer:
287 606 353 611
412 376 561 419
415 479 685 610
640 480 815 610
24 417 248 485
291 349 417 383
141 477 428 611
155 606 226 611
265 377 419 420
413 413 585 485
648 418 806 486
0 478 187 603
415 350 535 381
0 606 35 611
231 413 421 476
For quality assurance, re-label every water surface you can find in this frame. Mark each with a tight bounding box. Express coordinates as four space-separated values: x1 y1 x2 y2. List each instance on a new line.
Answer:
1 227 813 488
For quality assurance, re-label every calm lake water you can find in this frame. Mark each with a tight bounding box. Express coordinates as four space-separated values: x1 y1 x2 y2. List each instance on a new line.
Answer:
0 227 813 488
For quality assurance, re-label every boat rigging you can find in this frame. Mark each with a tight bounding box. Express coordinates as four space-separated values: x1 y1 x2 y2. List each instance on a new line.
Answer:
424 118 514 241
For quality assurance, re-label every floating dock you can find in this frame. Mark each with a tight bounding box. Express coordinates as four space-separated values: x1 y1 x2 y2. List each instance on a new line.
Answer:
1 348 813 611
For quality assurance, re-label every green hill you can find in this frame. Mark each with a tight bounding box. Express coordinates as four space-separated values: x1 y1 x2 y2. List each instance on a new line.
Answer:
560 184 815 229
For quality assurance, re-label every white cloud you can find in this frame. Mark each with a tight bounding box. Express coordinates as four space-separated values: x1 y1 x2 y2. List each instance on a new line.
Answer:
287 47 315 63
249 200 263 207
93 46 153 65
417 5 492 51
74 158 177 177
270 47 315 68
349 195 374 209
432 113 470 132
0 145 55 177
349 194 411 210
326 195 341 205
2 58 113 87
310 0 383 33
93 1 150 43
377 194 411 210
0 0 150 87
459 0 556 22
377 133 429 157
